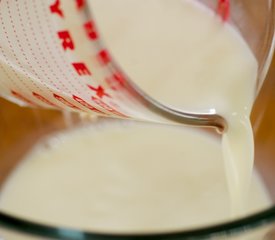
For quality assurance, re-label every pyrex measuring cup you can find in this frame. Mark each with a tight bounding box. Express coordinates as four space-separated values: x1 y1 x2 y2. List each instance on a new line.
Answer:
0 0 274 131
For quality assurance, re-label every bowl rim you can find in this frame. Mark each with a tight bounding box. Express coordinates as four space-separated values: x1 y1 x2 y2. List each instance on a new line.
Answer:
0 207 274 239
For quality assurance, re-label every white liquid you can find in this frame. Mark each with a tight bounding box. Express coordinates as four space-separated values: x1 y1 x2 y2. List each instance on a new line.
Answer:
90 0 257 215
0 0 267 237
0 122 271 233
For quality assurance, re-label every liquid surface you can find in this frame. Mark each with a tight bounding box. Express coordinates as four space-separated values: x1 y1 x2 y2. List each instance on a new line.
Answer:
90 0 257 114
0 121 270 233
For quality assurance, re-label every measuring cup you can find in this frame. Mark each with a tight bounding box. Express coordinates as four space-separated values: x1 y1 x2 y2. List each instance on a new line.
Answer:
0 0 274 131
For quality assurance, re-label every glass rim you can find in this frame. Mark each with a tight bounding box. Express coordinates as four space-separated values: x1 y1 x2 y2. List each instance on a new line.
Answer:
0 207 274 239
257 0 275 93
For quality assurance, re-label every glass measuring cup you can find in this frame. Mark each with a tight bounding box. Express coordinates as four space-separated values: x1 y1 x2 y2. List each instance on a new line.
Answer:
0 1 274 240
0 0 274 131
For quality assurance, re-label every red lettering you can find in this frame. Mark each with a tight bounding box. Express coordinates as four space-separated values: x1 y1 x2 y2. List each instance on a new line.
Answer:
49 0 63 18
57 31 75 51
72 62 91 76
83 21 98 40
53 93 80 109
217 0 230 21
32 92 57 107
73 95 105 114
106 72 126 90
113 72 126 86
92 96 127 117
88 84 111 98
11 90 37 106
97 49 111 65
76 0 85 9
